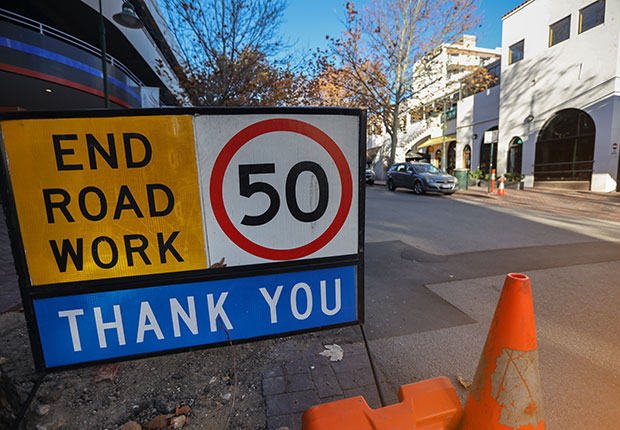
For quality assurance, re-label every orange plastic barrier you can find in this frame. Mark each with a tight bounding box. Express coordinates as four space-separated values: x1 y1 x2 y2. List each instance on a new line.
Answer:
302 376 462 430
459 273 545 430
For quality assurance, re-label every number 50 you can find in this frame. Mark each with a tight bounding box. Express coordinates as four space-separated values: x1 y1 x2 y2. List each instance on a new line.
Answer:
238 162 329 226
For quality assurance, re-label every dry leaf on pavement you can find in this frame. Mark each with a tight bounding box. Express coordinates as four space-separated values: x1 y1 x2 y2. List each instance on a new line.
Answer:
320 344 344 362
457 375 472 389
94 363 120 382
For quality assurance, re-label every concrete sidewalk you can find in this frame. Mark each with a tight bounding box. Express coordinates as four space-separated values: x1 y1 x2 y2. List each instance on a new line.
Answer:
372 179 620 222
371 262 620 429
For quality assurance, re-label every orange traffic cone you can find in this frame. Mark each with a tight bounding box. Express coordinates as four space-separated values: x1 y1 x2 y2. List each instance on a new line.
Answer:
497 177 506 195
460 273 544 430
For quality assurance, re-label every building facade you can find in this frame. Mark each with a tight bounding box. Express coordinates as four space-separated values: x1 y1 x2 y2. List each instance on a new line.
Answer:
367 35 501 179
0 0 187 110
371 0 619 193
498 0 619 191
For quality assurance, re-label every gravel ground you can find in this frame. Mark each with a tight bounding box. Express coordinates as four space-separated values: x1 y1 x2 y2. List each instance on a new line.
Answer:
0 310 361 430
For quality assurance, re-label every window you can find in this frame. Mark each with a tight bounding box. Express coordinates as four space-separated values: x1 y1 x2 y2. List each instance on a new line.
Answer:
507 137 523 175
509 40 524 65
463 145 471 169
549 16 571 46
579 0 605 33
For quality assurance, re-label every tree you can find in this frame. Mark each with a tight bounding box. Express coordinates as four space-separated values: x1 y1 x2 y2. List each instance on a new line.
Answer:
328 0 479 168
460 65 499 98
161 0 310 106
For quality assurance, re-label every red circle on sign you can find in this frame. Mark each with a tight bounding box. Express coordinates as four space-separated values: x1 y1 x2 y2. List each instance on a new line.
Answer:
210 118 353 260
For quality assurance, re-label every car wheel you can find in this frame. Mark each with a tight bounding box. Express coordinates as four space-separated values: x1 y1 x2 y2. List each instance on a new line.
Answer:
387 179 395 191
413 181 424 195
368 179 374 185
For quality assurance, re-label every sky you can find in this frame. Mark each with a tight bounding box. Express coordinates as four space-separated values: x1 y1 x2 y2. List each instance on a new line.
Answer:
280 0 526 53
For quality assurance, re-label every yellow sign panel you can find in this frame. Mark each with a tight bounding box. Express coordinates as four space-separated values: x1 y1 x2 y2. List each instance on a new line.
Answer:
2 115 207 286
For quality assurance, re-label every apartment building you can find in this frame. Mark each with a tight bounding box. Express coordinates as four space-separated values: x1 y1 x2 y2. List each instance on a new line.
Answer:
497 0 618 191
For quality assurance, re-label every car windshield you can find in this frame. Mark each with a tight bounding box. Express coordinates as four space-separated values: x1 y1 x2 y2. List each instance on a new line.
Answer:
414 163 440 174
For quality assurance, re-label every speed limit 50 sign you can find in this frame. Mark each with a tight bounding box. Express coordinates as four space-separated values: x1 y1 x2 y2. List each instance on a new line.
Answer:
0 108 365 371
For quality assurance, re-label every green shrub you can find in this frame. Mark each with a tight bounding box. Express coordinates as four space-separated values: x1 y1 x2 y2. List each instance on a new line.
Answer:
504 172 525 182
468 169 484 180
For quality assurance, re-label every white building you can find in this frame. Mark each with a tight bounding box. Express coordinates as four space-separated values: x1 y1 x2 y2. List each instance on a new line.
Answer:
455 85 500 173
497 0 619 192
367 35 500 178
383 0 620 193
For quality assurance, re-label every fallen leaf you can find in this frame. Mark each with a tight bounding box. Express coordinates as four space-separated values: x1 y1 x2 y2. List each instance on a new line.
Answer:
94 363 120 382
176 405 190 416
170 415 186 429
209 257 226 268
145 414 168 429
121 421 142 430
144 417 165 429
320 344 344 362
457 375 472 389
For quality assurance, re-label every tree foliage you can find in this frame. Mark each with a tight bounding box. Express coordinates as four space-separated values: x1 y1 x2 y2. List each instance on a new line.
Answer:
161 0 311 106
326 0 480 168
460 65 498 98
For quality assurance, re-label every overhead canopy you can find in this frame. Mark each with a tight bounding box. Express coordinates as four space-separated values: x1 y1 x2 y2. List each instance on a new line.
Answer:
417 134 456 149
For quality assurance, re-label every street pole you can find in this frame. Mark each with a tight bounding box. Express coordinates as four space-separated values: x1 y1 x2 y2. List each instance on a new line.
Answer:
488 142 494 194
99 0 109 108
442 98 446 172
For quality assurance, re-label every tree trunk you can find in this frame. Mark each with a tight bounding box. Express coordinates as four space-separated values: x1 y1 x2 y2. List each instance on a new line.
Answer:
389 103 400 168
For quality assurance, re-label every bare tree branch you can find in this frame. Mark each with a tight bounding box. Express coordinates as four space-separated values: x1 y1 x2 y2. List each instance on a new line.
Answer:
325 0 479 167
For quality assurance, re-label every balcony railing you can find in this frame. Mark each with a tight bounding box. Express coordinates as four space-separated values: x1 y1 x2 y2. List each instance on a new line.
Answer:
533 160 594 181
0 7 143 87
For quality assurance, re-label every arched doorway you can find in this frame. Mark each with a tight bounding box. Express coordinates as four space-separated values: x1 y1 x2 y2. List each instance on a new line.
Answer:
463 144 471 169
534 109 595 185
507 137 523 175
447 141 456 173
479 126 498 175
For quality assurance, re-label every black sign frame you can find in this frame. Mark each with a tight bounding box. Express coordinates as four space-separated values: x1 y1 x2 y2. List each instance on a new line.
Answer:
0 106 366 374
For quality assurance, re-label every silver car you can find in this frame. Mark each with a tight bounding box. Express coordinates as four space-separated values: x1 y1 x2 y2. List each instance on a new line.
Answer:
365 168 375 185
386 162 459 195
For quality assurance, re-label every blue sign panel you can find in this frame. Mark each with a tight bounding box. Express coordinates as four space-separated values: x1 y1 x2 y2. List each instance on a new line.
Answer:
34 266 356 368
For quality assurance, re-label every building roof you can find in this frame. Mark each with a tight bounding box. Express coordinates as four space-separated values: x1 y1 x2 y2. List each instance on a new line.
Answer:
502 0 536 20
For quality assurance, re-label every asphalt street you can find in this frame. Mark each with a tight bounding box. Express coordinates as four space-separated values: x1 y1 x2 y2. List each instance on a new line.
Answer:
363 184 620 429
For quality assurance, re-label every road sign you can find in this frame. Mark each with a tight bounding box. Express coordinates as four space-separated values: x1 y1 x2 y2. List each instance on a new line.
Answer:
612 142 618 155
1 116 206 285
197 115 359 266
0 108 365 371
483 130 498 144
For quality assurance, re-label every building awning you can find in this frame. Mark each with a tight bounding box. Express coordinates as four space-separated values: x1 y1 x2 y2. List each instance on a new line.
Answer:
417 134 456 149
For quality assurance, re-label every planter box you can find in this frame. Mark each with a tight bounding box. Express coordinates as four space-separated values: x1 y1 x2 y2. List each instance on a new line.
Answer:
505 181 524 190
468 179 524 190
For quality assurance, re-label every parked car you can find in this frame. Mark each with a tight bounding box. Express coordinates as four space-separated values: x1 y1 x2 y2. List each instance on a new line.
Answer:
386 162 459 195
366 168 375 185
